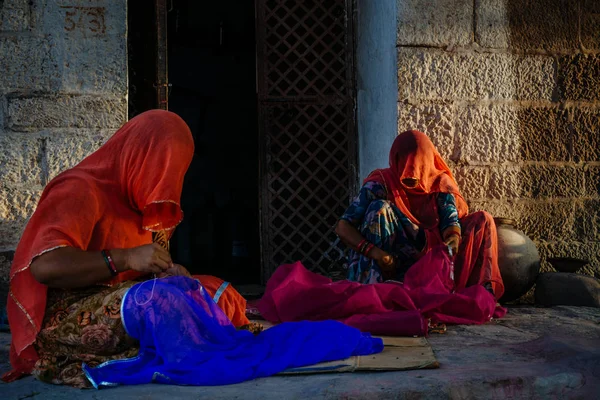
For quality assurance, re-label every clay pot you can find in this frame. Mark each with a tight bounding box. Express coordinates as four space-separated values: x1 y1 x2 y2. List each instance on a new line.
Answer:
547 257 588 273
495 218 541 302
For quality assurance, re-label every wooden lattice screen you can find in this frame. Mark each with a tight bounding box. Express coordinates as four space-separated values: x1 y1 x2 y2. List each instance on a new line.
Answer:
256 0 357 281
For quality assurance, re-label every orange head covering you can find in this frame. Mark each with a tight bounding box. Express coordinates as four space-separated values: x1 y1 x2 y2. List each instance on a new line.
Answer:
4 110 194 380
365 130 468 229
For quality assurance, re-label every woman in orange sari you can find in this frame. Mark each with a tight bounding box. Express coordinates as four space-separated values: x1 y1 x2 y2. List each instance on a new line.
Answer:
336 130 504 299
3 110 252 387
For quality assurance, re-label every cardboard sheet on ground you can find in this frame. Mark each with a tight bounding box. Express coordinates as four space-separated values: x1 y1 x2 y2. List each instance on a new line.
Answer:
280 336 438 374
253 321 439 375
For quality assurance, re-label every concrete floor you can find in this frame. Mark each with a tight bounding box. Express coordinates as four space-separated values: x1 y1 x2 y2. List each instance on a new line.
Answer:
1 306 599 399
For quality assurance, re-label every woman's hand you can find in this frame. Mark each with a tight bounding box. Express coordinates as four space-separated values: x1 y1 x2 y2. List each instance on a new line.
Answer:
444 234 460 256
158 263 192 278
377 252 396 270
123 243 173 274
369 247 396 279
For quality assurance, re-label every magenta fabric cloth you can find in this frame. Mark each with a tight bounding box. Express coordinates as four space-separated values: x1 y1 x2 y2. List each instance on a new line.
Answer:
258 245 506 336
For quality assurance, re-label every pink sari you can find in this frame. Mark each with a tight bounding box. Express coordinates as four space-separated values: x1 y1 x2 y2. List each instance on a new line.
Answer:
258 245 506 337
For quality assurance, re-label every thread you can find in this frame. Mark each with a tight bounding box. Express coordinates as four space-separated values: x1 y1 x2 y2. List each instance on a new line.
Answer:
134 274 158 306
448 245 455 286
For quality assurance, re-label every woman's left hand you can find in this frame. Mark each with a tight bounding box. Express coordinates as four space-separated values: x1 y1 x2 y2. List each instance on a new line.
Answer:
158 264 192 278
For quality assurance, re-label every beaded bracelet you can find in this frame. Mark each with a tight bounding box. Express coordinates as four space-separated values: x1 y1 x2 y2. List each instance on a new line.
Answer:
101 250 118 276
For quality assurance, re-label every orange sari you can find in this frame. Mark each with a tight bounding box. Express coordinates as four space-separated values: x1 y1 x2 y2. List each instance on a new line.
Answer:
5 110 194 380
365 130 504 299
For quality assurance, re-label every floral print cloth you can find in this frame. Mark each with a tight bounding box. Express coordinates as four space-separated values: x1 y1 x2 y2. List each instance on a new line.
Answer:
32 282 139 388
341 181 460 284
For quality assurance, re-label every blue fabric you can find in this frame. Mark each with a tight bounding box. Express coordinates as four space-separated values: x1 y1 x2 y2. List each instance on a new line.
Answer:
83 276 383 388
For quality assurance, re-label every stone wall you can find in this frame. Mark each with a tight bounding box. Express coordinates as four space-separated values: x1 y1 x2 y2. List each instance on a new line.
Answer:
0 0 127 287
397 0 600 277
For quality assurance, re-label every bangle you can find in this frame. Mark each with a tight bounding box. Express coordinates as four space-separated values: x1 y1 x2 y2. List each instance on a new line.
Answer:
101 250 118 276
364 243 376 256
357 239 367 253
359 241 370 255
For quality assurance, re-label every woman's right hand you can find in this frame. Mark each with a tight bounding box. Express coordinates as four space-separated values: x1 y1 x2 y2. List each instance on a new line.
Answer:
370 248 396 271
377 252 396 270
122 243 173 274
377 251 397 281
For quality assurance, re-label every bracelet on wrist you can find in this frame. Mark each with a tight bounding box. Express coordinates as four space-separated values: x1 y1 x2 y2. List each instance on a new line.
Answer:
364 243 376 256
101 250 118 276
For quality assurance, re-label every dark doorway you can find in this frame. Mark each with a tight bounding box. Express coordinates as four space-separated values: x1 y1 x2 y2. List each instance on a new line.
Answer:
128 0 357 285
128 0 261 284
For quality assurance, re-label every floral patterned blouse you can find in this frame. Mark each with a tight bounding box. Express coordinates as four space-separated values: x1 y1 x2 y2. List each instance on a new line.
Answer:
341 181 461 235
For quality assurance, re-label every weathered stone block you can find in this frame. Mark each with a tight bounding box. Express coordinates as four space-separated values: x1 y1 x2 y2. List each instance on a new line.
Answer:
7 95 126 131
0 251 14 283
42 0 127 94
52 35 127 95
476 0 578 52
454 166 489 200
0 221 25 250
0 0 30 31
0 135 43 185
45 129 113 180
456 104 569 163
42 0 125 36
474 0 510 49
397 102 455 161
574 200 600 242
468 200 575 242
487 165 521 200
518 201 576 242
520 165 586 199
398 49 555 102
585 165 600 199
0 185 42 249
535 272 600 308
488 165 586 200
519 107 570 162
558 54 600 102
581 0 600 51
568 106 600 162
0 35 56 92
0 95 5 128
455 104 519 163
397 0 472 46
0 250 13 311
0 184 42 222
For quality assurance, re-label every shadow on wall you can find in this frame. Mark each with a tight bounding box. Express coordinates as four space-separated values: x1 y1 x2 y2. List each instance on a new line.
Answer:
468 0 600 276
512 0 599 276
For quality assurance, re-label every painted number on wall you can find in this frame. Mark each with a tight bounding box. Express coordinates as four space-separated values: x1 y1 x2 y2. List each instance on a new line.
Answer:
61 6 106 35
